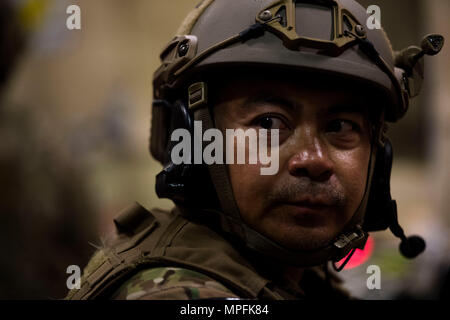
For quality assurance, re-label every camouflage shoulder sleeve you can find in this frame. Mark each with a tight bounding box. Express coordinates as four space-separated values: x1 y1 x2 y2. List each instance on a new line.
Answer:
110 267 241 300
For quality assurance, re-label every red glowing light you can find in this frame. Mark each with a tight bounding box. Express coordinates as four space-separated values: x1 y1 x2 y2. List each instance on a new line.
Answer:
338 236 374 270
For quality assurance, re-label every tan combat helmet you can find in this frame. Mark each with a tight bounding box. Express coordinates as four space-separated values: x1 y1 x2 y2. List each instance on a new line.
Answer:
150 0 444 268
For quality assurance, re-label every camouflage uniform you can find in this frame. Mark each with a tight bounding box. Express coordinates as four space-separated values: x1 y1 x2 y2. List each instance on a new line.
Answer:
110 267 239 300
109 266 350 300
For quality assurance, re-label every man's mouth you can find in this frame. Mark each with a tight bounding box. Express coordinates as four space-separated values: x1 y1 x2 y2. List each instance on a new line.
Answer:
283 197 335 208
285 202 331 211
279 199 335 218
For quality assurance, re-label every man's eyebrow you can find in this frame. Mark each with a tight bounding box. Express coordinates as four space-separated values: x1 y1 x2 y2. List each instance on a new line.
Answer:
242 95 298 111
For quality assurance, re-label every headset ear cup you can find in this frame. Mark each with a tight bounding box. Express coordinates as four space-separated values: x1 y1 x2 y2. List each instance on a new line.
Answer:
150 99 172 163
155 100 194 202
164 100 193 163
363 139 395 232
154 99 220 209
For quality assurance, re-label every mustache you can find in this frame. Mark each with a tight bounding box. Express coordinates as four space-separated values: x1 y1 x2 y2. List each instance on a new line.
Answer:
267 178 347 207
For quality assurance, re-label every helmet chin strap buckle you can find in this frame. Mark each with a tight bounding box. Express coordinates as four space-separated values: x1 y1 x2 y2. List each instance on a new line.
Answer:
334 225 367 250
333 225 367 252
331 225 368 272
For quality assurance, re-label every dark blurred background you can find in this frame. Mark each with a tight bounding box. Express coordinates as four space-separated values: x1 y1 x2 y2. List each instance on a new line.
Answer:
0 0 448 299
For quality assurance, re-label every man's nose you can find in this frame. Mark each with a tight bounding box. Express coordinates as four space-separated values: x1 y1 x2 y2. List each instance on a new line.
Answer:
287 129 334 181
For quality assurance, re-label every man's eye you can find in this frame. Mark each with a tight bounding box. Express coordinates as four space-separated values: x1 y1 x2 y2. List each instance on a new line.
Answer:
255 116 287 130
327 120 359 134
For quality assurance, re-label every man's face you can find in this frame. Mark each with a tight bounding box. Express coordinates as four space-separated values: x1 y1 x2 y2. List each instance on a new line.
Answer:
214 77 372 251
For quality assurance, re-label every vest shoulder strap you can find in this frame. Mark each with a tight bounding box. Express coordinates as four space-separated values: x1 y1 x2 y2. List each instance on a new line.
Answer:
66 203 168 300
66 204 273 300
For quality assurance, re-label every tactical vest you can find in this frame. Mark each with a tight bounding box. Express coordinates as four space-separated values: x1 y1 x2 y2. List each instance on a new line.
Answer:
66 204 348 300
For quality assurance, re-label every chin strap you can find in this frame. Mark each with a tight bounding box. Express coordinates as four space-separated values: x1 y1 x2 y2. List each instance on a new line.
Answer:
332 248 357 272
243 220 368 268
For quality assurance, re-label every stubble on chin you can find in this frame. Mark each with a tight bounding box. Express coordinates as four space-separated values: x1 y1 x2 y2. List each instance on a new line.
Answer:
262 211 342 251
